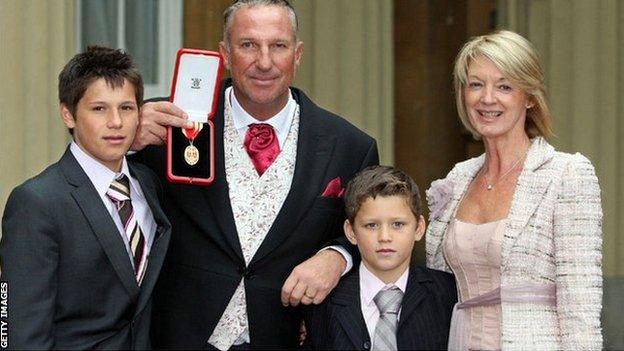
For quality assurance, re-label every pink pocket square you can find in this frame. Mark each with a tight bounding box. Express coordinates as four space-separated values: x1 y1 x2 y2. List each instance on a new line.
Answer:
321 177 345 198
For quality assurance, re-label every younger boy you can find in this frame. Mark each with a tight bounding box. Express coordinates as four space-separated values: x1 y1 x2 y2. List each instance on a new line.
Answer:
304 165 456 350
0 46 171 349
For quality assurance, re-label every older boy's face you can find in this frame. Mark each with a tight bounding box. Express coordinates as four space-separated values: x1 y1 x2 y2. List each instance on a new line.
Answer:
60 78 139 172
344 195 425 284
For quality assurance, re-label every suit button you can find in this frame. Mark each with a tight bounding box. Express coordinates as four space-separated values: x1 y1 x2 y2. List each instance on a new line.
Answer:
238 267 253 279
363 340 370 350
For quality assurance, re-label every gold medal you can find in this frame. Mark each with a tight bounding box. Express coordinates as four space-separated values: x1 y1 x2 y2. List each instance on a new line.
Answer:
184 144 200 166
181 122 204 166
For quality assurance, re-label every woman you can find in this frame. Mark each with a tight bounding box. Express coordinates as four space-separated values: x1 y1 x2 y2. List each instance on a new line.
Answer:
425 30 602 350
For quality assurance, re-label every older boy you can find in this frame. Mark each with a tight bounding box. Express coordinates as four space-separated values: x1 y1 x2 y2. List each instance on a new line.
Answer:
0 46 171 349
304 166 456 350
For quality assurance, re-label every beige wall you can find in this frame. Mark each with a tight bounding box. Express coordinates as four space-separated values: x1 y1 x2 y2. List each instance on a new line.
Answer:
291 0 394 165
0 0 74 221
499 0 624 277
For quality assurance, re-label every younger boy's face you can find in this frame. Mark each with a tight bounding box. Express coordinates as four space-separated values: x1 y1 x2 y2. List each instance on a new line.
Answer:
344 195 425 284
60 78 139 172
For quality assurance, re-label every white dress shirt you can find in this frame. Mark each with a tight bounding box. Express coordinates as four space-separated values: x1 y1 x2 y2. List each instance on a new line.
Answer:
70 142 157 264
226 86 295 149
359 262 409 344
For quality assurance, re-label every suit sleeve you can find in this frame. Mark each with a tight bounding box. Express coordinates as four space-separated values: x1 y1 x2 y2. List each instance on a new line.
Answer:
324 139 379 263
360 139 379 170
553 154 603 350
0 186 59 350
128 144 166 177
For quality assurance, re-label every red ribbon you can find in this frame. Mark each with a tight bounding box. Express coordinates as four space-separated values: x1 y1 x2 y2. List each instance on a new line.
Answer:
181 122 203 142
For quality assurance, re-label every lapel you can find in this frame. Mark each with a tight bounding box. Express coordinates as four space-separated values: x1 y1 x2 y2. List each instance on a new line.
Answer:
427 137 557 270
202 80 245 264
426 155 483 267
501 137 556 268
129 163 172 316
397 266 431 329
250 88 336 265
330 270 370 348
59 148 140 299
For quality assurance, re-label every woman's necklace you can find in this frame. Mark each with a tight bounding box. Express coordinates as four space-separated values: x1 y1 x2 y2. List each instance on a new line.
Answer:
482 147 529 191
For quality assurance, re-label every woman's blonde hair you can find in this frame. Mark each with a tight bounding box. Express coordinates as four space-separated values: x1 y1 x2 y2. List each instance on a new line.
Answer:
453 30 553 139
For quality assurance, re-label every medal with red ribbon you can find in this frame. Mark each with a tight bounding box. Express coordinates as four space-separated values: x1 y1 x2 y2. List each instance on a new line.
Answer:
181 122 203 166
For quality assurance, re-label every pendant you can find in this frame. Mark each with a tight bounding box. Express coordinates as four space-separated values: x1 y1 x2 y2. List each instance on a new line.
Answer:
181 122 204 166
184 144 199 166
486 184 493 191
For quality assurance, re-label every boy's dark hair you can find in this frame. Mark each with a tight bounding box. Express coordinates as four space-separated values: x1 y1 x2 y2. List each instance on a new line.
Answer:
58 46 143 134
344 165 422 223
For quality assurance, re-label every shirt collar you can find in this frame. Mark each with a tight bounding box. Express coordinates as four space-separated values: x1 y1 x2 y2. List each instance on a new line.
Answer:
70 141 131 198
359 262 409 306
226 86 295 136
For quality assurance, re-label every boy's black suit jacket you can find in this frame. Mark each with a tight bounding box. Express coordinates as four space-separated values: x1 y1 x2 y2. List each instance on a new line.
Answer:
304 263 457 350
0 148 171 349
138 79 379 349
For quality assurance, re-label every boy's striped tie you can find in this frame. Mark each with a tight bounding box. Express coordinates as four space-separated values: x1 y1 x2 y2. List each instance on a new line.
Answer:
107 174 147 284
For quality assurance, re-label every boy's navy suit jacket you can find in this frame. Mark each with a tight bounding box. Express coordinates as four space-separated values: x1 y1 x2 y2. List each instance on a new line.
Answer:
304 262 457 350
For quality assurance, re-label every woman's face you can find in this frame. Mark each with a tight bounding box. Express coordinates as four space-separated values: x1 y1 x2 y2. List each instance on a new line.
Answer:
464 55 532 140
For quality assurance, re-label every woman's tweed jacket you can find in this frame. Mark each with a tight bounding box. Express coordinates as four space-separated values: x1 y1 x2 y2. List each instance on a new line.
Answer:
426 137 602 350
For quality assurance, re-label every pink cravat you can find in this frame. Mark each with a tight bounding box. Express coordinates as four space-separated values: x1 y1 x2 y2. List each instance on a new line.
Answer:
244 123 280 176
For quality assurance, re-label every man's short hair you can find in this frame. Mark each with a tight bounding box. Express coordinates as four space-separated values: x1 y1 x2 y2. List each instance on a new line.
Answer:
344 165 422 223
58 46 143 126
222 0 298 48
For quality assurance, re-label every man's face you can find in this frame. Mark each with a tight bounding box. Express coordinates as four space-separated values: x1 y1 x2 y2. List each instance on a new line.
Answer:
219 5 303 120
60 78 139 172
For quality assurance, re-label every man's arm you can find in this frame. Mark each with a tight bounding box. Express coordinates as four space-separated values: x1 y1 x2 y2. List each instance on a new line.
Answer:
281 249 347 306
281 140 379 306
0 186 59 349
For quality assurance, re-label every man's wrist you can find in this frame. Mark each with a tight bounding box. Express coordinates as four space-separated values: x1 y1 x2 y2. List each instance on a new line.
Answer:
318 246 352 276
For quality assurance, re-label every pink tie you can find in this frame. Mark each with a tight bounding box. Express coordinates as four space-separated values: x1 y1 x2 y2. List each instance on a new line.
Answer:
244 123 280 176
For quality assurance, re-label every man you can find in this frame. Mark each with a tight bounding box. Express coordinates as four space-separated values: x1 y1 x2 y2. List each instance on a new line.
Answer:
132 1 378 349
0 46 171 349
